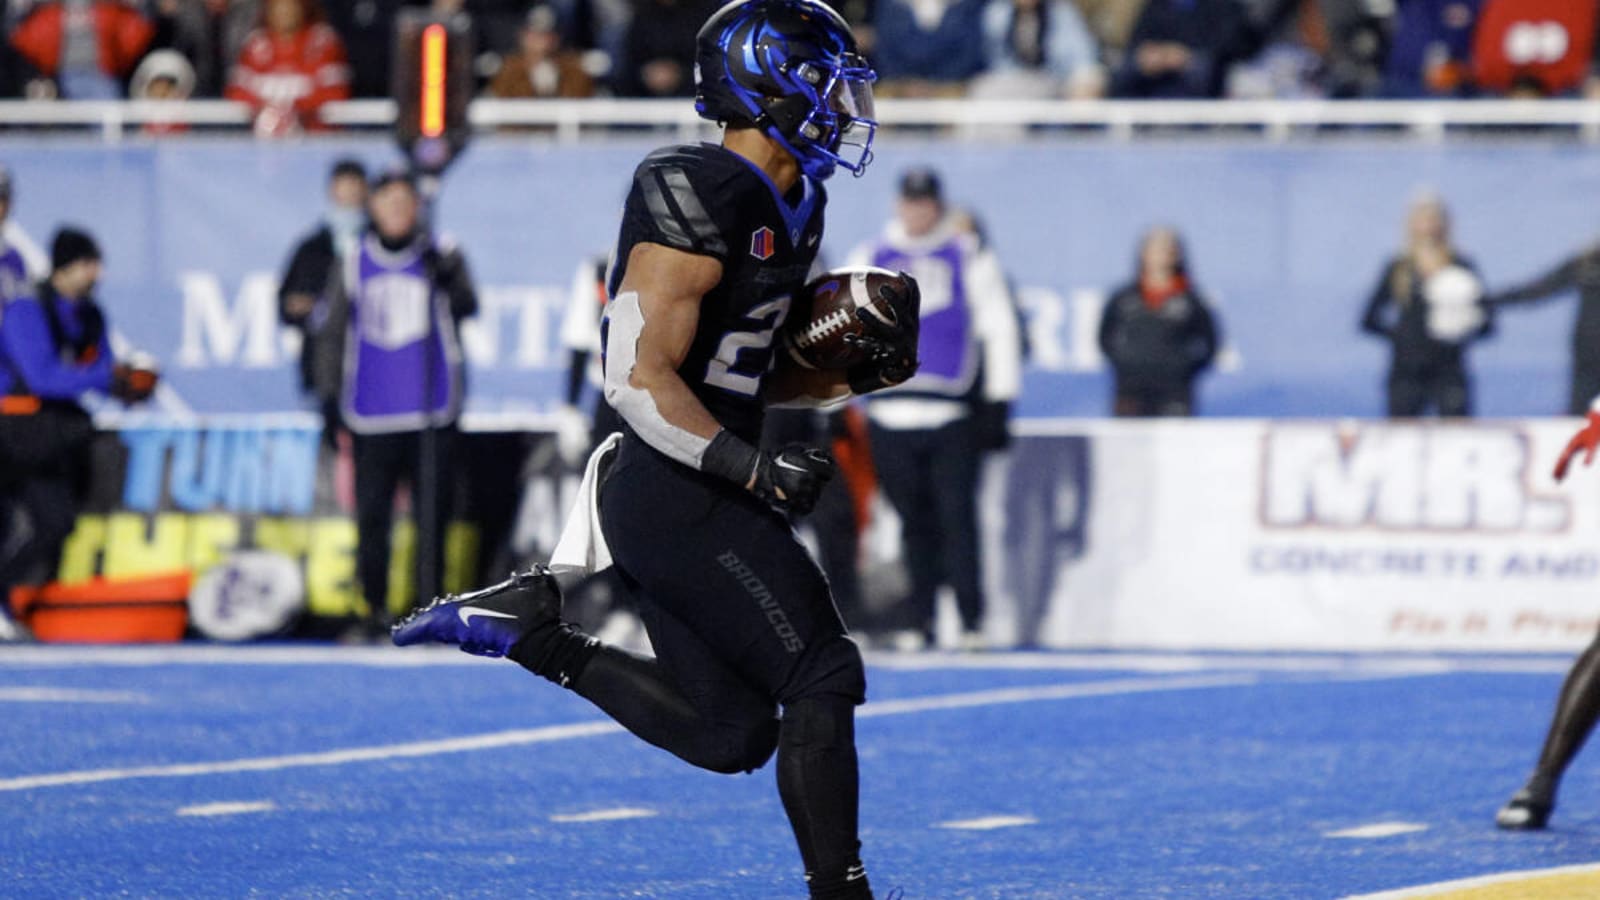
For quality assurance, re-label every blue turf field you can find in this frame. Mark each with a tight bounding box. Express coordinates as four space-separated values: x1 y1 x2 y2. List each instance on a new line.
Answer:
2 646 1598 899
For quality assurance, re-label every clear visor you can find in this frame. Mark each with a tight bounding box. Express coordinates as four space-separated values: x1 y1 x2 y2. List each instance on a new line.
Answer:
825 57 876 123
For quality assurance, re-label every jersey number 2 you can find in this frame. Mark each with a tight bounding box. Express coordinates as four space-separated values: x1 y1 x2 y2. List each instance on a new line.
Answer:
704 296 791 397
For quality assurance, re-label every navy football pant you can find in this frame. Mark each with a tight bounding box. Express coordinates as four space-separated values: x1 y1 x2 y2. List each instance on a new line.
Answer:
565 434 869 895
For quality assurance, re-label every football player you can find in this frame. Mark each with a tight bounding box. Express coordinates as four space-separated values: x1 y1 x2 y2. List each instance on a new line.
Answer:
393 1 918 896
1498 409 1600 829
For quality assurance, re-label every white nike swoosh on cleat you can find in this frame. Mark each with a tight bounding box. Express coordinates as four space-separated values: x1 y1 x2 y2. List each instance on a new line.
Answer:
459 608 519 625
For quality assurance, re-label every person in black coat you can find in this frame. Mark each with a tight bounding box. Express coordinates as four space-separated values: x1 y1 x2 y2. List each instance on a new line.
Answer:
1360 193 1492 418
1097 225 1219 417
277 157 367 428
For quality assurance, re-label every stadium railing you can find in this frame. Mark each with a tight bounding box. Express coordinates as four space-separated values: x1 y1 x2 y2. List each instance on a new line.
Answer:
2 98 1600 142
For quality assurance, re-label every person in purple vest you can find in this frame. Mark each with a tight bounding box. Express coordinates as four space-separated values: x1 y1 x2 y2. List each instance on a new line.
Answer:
848 167 1022 651
0 166 48 303
340 167 477 641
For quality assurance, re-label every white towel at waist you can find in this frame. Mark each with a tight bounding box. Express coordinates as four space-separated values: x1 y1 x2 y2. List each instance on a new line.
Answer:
548 431 621 576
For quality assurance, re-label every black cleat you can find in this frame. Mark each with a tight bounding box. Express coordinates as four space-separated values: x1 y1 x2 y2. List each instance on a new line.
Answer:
390 567 562 657
1496 784 1554 831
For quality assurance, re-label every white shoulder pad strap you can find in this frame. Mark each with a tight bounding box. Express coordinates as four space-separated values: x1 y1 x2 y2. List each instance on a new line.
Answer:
602 291 713 468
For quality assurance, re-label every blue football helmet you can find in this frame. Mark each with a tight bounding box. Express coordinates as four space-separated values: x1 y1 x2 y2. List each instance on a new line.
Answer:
694 0 878 180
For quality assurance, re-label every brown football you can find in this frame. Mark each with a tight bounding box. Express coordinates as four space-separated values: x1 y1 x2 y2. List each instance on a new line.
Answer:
782 266 908 371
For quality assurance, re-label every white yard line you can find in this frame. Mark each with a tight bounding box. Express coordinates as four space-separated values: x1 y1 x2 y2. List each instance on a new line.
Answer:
0 721 624 792
937 815 1038 830
1324 822 1430 839
549 808 658 823
1342 862 1600 899
0 673 1258 793
176 801 276 818
0 687 149 704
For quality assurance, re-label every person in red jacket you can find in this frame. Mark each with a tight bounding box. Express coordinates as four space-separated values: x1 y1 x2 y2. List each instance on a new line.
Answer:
9 0 154 99
225 0 349 136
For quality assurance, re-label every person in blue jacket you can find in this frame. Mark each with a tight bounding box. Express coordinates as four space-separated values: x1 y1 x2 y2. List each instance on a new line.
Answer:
0 227 155 640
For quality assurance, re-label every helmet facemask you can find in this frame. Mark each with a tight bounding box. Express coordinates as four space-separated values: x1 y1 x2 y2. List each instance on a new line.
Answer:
765 53 877 180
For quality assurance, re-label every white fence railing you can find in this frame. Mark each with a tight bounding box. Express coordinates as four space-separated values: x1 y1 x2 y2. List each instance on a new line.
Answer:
3 98 1600 142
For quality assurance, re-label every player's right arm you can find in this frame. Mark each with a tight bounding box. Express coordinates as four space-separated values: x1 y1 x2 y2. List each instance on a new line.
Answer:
606 242 727 452
605 242 833 514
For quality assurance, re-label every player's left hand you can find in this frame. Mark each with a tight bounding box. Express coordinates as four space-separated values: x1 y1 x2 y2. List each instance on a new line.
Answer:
1554 411 1600 482
846 271 920 395
750 444 835 516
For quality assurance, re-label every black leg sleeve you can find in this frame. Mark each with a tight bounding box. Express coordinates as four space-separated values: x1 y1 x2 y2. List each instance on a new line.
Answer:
778 695 870 900
1532 633 1600 790
561 642 779 775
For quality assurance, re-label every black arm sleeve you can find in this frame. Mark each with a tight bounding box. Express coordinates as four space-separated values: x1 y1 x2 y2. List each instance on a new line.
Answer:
277 234 330 326
1096 292 1122 362
1360 262 1396 338
436 246 478 320
1488 254 1581 307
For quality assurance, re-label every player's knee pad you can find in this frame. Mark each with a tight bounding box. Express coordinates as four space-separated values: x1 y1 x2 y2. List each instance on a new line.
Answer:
781 634 866 707
703 715 779 775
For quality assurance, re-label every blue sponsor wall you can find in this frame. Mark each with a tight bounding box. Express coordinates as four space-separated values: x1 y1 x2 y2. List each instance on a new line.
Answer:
0 135 1585 418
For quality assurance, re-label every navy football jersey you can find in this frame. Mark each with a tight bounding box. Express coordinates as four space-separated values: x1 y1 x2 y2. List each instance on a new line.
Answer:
605 143 826 442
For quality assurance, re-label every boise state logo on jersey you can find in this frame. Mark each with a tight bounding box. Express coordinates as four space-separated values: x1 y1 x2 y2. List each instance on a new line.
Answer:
750 226 775 261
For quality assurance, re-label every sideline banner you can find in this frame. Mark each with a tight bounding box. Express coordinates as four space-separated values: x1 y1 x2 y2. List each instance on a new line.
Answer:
1005 419 1600 651
53 420 565 632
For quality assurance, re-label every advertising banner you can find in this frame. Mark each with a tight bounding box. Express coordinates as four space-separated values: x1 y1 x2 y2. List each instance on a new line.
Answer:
1012 419 1600 651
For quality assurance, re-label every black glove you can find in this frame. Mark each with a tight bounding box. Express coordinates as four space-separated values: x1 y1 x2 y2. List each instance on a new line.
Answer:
974 400 1011 452
846 271 921 396
703 431 836 516
110 362 159 404
750 444 836 515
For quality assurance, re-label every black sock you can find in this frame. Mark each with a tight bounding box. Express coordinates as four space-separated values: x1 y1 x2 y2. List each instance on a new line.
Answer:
778 695 869 899
508 620 599 688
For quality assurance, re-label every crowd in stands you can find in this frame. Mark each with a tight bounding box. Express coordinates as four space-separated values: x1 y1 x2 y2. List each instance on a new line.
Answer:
0 0 1593 128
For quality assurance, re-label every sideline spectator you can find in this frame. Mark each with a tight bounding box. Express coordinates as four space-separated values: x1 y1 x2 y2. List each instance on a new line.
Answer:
225 0 350 136
277 157 368 436
147 0 258 98
9 0 155 99
129 48 196 135
1486 242 1600 415
341 169 477 641
0 228 158 642
849 168 1022 651
1069 0 1140 61
1097 225 1219 417
487 5 596 99
0 166 50 304
1110 0 1252 98
970 0 1104 99
1379 0 1477 98
1360 191 1492 418
1318 0 1391 98
870 0 988 97
612 0 717 98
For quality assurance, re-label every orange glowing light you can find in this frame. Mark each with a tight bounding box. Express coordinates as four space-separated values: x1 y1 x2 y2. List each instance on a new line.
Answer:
421 24 447 138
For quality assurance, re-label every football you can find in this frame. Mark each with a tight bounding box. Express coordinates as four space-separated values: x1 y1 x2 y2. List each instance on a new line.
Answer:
782 266 910 370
